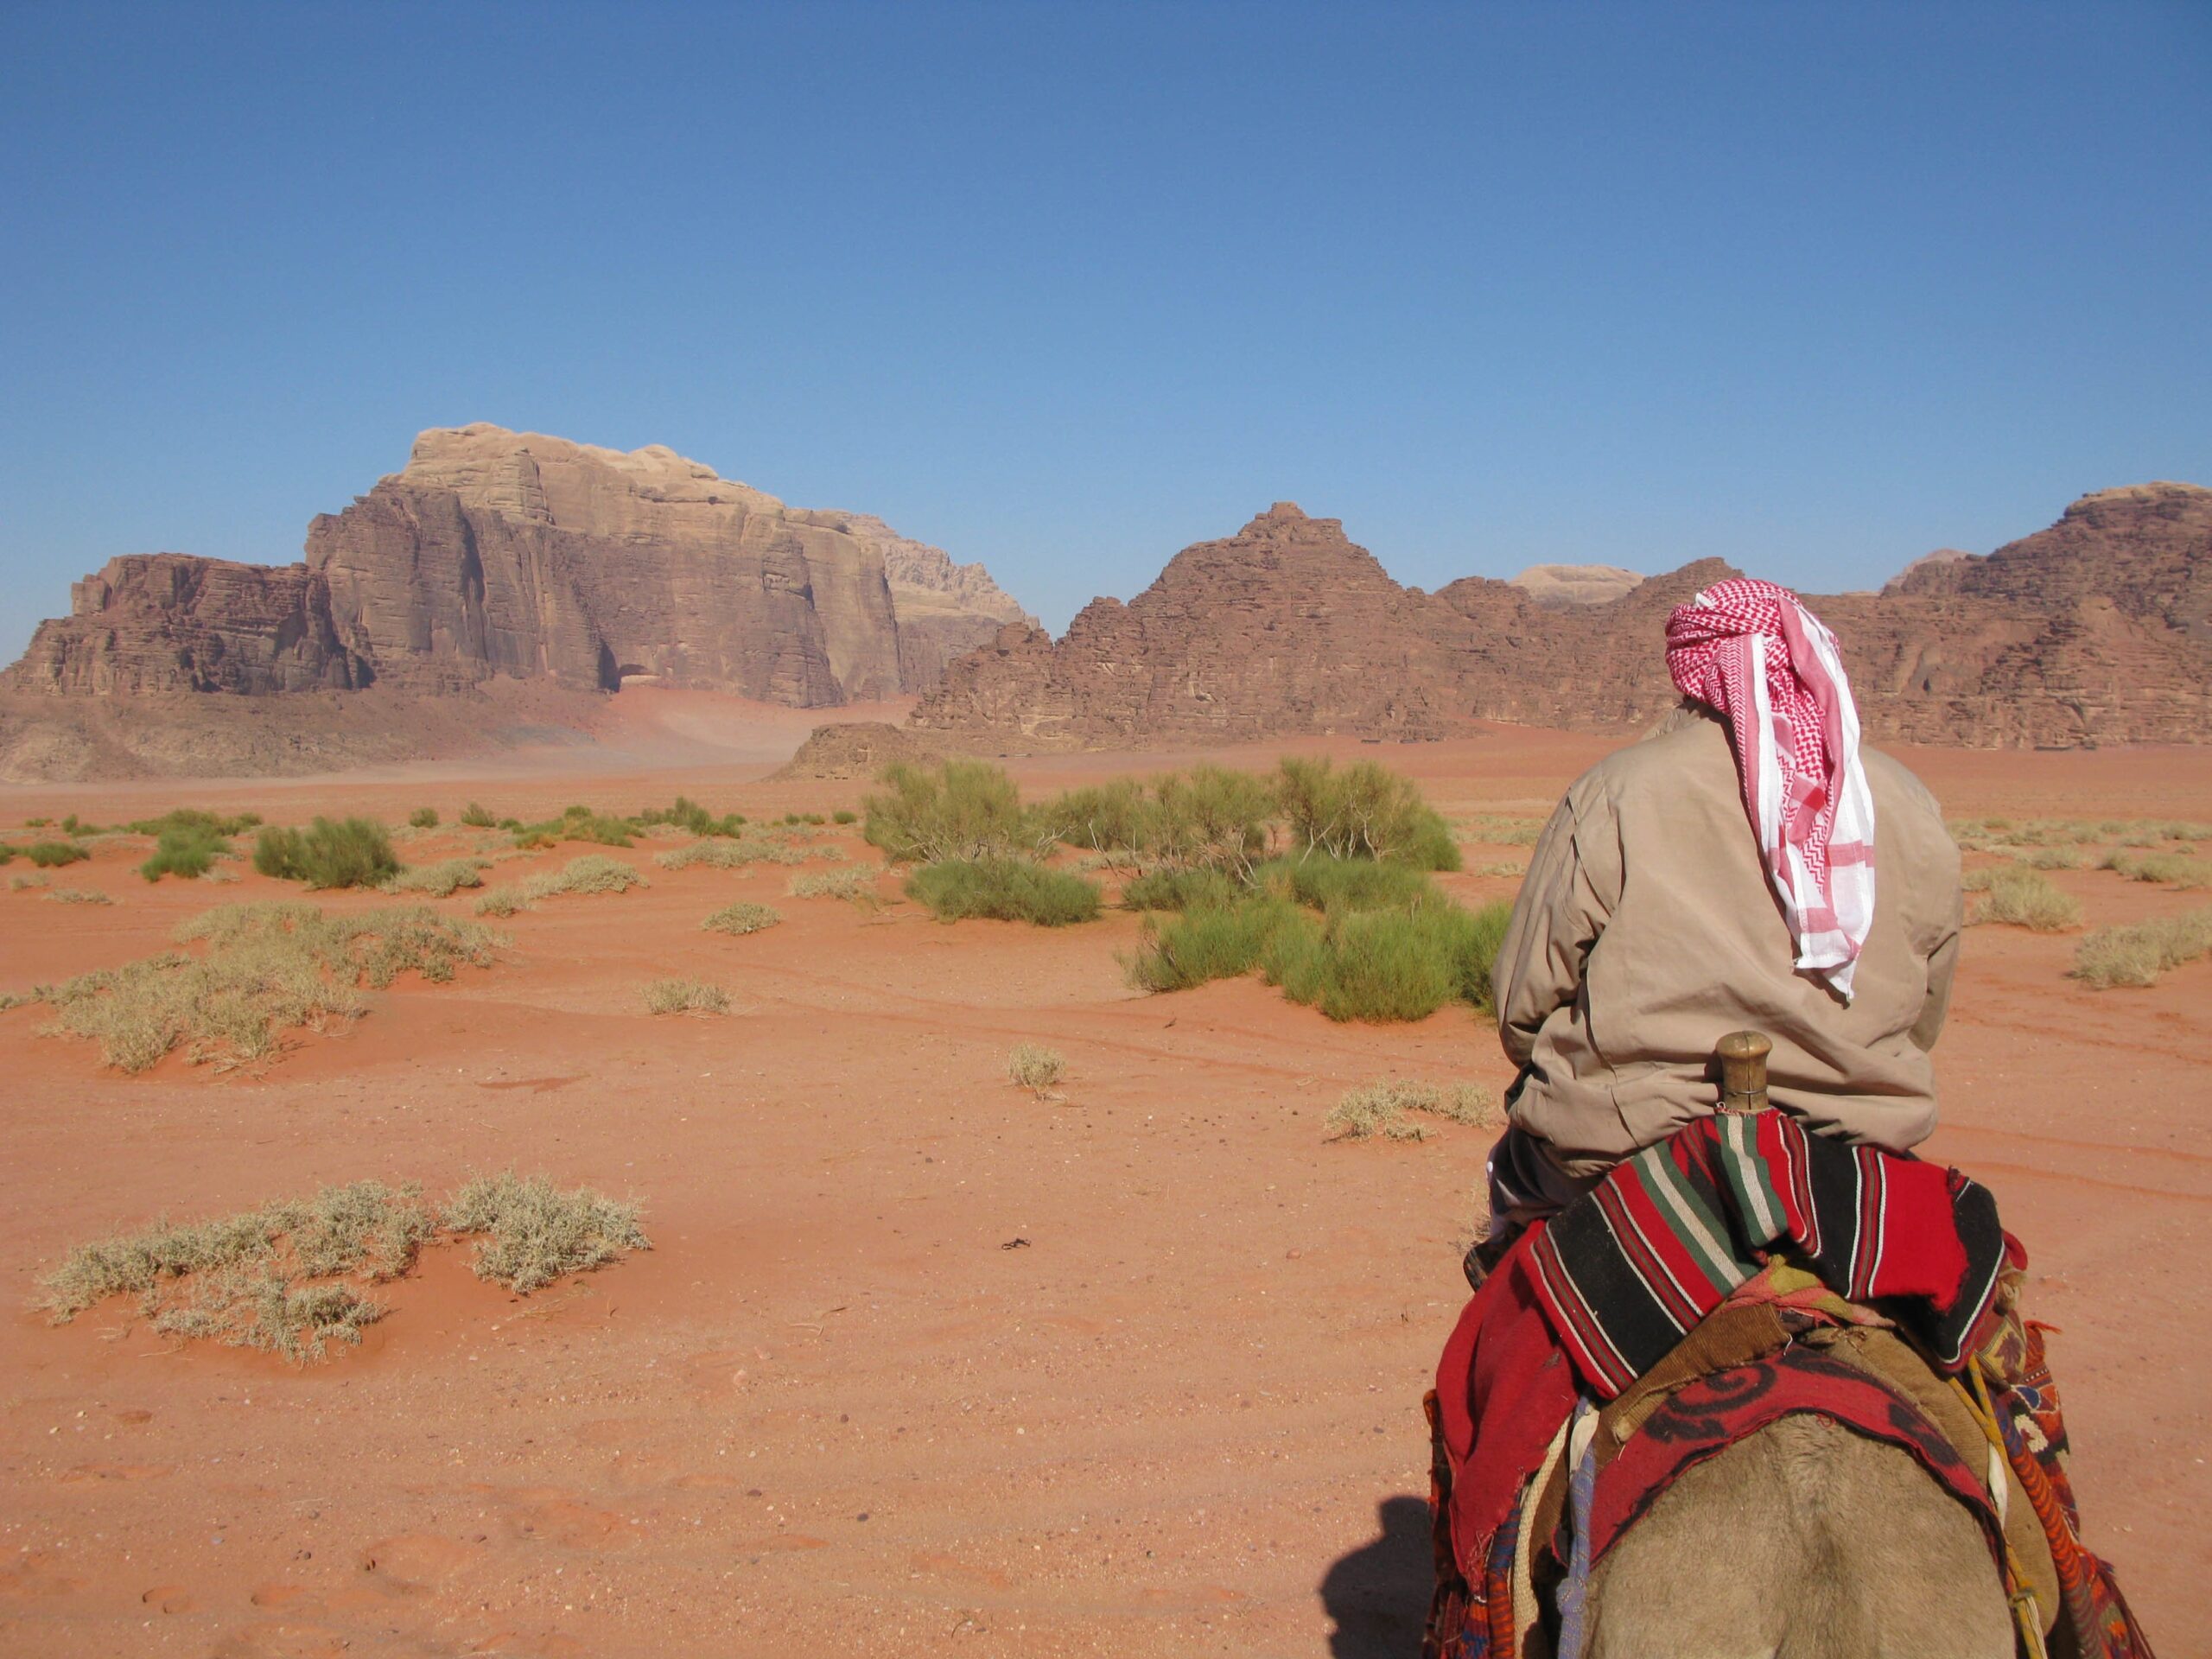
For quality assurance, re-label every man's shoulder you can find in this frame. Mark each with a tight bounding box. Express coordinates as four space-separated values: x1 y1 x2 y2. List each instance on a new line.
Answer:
1567 706 1732 806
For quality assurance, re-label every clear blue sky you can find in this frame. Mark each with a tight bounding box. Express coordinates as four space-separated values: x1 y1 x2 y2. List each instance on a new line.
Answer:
3 2 2207 661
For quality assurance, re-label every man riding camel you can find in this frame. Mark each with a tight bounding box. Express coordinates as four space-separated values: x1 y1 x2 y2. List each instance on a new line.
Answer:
1483 575 1961 1245
1427 578 2152 1658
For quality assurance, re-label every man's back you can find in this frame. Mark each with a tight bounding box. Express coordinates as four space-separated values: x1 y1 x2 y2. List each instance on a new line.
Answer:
1493 704 1963 1180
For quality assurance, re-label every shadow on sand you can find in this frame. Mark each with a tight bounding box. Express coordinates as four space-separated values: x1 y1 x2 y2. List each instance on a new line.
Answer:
1318 1494 1432 1658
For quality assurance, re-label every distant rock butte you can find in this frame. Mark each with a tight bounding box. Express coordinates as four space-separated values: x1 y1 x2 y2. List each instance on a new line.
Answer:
1509 563 1645 607
768 721 944 783
3 424 1030 708
912 482 2212 749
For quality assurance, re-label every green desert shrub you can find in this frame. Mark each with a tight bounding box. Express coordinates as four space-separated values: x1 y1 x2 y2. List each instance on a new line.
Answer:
637 796 747 837
26 841 89 869
643 977 730 1015
1125 897 1309 993
125 808 261 837
1007 1042 1066 1096
1121 866 1242 912
1325 1078 1500 1141
383 857 491 898
1039 779 1158 862
408 807 440 830
522 854 646 899
1276 757 1459 869
442 1172 649 1294
863 759 1033 864
906 858 1100 925
1259 853 1437 914
1964 865 2082 931
509 805 639 849
254 817 399 889
460 801 499 828
1149 766 1279 879
2071 910 2212 990
139 823 230 881
1264 900 1510 1022
702 901 782 936
36 903 498 1072
831 810 858 825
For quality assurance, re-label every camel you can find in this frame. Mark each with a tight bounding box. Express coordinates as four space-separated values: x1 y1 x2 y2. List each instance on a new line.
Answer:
1580 1035 2023 1658
1584 1412 2015 1658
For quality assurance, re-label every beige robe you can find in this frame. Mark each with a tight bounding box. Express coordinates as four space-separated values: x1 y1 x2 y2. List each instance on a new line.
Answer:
1493 704 1962 1183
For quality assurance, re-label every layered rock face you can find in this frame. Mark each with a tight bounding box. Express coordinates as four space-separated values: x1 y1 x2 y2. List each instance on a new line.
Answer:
917 505 1459 746
4 425 1029 709
1509 563 1645 608
913 483 2212 749
8 554 367 696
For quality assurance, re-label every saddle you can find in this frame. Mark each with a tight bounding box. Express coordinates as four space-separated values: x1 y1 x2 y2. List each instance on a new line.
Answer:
1424 1031 2153 1659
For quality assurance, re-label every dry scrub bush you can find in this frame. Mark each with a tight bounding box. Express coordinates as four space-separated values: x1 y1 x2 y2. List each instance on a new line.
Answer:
36 903 499 1072
655 834 809 871
442 1172 648 1294
41 1173 645 1359
475 854 645 912
1007 1043 1066 1096
1326 1079 1499 1141
1964 865 2081 931
2102 849 2212 889
1459 814 1546 847
644 977 730 1015
788 866 876 900
2071 911 2212 989
408 807 440 829
44 887 113 906
10 874 49 892
702 901 781 936
383 857 491 898
906 858 1100 925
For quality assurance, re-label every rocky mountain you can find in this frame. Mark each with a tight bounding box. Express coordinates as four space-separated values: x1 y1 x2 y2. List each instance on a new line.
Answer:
1509 563 1644 607
912 482 2212 749
4 426 1028 709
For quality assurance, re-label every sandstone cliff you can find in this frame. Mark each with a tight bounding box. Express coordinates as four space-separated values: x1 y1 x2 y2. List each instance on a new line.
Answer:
1508 563 1645 607
4 426 1029 713
912 483 2212 750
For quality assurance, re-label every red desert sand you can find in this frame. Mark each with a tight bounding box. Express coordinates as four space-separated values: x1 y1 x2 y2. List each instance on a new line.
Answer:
2 714 2206 1656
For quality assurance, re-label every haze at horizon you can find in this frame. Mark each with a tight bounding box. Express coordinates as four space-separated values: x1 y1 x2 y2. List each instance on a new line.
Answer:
2 2 2208 663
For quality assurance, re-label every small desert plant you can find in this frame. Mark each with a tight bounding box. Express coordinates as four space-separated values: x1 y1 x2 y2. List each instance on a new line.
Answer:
1325 1078 1500 1141
521 854 646 899
25 841 90 869
1149 766 1280 879
1259 853 1437 914
2071 910 2212 990
643 977 730 1015
41 1173 643 1360
1459 814 1546 847
1006 1042 1066 1097
44 887 113 906
124 808 262 838
408 806 440 830
831 810 858 825
1964 865 2081 931
654 833 810 870
2018 845 2087 871
254 817 399 889
474 886 529 917
442 1172 649 1294
509 807 639 850
382 857 491 898
1125 897 1308 993
460 801 498 828
1038 779 1159 861
905 858 1100 925
139 823 231 881
702 901 781 936
862 759 1033 863
10 873 49 891
2101 849 2212 889
788 866 878 901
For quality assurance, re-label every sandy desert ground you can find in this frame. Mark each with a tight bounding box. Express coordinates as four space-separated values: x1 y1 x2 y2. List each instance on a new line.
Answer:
2 701 2207 1657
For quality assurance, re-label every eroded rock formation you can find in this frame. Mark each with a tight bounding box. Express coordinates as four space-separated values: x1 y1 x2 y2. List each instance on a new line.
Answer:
913 483 2212 749
4 425 1030 710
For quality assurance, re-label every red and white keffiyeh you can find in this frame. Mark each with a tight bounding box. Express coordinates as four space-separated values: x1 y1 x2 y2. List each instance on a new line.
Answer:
1665 578 1876 1001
